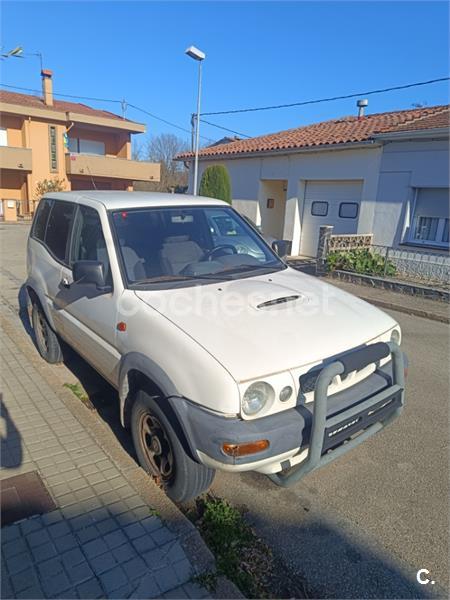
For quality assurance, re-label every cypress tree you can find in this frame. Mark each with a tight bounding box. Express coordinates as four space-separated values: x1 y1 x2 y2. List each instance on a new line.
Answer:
199 165 232 204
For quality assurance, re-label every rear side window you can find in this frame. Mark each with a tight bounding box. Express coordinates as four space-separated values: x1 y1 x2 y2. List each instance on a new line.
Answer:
44 200 75 262
32 199 53 241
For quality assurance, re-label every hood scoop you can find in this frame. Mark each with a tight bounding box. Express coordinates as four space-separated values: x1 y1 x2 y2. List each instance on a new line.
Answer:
257 294 301 309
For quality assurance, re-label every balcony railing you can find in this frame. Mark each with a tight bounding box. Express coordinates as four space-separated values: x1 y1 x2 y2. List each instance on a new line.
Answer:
65 153 160 182
0 146 32 171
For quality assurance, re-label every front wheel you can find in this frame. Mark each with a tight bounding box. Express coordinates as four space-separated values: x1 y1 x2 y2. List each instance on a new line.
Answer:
131 391 215 503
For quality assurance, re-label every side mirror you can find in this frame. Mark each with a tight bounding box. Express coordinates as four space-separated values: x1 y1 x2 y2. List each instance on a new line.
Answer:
272 240 292 258
73 260 109 291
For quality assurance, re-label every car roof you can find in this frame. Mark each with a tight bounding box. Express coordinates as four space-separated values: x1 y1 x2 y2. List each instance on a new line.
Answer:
43 191 228 210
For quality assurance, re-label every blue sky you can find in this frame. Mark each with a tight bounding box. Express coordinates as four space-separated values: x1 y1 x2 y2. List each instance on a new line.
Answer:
1 1 449 146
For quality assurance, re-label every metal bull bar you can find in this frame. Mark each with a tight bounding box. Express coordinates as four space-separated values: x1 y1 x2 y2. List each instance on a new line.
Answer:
268 341 405 487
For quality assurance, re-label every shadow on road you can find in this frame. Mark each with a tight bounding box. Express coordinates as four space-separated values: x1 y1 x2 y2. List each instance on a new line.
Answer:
236 479 441 599
0 394 23 469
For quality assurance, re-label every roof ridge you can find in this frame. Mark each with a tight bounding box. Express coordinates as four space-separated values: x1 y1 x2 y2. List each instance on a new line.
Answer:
0 87 124 121
176 103 449 160
203 104 449 150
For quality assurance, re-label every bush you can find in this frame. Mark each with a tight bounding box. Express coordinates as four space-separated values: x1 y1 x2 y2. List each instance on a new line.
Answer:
327 248 396 277
34 177 66 201
199 165 231 204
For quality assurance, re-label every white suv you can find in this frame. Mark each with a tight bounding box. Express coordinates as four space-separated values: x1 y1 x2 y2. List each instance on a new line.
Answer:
27 192 406 502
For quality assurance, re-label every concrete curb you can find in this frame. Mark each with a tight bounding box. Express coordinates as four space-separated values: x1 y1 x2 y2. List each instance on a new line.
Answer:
329 269 450 303
0 310 243 599
345 294 450 324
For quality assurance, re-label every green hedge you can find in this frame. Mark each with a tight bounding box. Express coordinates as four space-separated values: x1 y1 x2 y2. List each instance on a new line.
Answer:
327 248 396 277
199 165 232 204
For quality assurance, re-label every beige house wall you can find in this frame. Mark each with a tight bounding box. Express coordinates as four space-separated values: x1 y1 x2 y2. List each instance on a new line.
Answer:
1 97 158 221
27 119 71 199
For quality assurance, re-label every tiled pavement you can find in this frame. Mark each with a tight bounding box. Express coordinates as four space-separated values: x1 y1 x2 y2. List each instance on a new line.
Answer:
0 224 212 599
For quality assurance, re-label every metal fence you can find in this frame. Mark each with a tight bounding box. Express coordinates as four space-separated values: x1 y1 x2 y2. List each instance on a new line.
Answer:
369 245 450 289
316 227 449 290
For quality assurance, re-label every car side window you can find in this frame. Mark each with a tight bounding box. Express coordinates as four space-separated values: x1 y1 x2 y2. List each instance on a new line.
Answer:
32 199 53 241
44 200 75 262
71 205 112 285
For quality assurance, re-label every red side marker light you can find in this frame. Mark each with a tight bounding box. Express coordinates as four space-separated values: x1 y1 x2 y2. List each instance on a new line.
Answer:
121 212 128 219
117 322 127 332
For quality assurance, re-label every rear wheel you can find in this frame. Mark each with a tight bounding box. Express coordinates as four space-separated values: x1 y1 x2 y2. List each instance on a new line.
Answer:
31 303 63 364
131 390 215 502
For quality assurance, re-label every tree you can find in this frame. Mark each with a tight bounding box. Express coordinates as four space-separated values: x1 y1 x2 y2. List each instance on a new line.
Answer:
199 165 232 204
133 133 190 193
34 177 66 201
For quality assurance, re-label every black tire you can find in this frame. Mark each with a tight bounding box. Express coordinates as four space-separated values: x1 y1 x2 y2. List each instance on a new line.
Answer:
31 303 63 364
131 390 215 502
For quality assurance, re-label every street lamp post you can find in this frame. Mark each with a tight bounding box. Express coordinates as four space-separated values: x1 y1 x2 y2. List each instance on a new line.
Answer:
185 45 206 195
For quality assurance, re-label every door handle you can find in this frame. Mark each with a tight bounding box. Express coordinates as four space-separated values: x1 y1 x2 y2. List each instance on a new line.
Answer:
61 277 71 288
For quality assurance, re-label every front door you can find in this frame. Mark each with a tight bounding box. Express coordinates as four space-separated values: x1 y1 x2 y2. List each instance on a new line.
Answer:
57 204 121 385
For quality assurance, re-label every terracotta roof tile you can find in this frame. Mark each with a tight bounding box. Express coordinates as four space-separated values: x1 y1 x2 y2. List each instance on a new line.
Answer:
0 88 124 121
177 104 449 160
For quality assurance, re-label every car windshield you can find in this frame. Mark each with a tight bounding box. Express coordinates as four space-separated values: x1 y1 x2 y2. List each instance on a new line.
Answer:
111 206 284 287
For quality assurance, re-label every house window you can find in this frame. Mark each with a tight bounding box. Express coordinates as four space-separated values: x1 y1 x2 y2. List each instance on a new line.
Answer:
311 201 328 217
409 188 449 247
68 137 105 155
49 125 58 171
339 202 359 219
0 128 7 146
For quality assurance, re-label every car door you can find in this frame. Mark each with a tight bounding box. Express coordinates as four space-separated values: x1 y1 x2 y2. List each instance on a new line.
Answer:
57 204 121 385
29 198 75 333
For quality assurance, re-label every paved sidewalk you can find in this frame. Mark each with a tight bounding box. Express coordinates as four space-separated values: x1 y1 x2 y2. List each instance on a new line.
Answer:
324 277 449 323
0 318 211 600
0 223 215 599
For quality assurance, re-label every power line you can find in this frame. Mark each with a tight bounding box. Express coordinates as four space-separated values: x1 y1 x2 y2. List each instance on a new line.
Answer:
0 82 215 142
201 118 251 139
201 77 450 116
126 102 214 142
0 82 123 104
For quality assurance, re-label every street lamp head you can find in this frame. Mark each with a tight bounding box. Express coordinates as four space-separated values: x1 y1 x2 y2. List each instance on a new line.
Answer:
185 45 206 61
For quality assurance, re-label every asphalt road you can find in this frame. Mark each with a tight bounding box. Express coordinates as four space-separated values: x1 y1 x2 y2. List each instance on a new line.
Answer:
211 309 449 598
2 224 448 599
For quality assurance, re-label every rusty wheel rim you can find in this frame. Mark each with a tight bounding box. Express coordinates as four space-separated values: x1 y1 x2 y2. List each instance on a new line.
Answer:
139 412 174 481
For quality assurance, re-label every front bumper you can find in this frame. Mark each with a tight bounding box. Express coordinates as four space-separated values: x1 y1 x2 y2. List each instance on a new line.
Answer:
168 342 406 484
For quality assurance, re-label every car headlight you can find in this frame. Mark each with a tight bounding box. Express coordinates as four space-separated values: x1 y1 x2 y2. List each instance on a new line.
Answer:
242 381 274 415
390 328 401 345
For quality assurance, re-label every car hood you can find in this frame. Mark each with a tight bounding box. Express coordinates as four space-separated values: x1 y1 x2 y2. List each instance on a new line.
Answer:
135 268 397 382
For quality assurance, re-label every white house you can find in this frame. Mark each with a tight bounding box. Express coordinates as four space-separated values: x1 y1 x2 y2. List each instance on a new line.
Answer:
178 104 449 257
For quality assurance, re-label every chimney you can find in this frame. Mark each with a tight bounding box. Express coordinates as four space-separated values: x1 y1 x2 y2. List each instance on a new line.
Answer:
41 69 53 106
357 98 368 118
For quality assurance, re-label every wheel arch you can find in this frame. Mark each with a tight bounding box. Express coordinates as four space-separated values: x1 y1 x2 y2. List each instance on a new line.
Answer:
119 353 198 462
25 282 56 330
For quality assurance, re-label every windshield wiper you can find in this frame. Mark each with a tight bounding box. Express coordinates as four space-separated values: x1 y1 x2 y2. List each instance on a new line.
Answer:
132 272 234 285
132 263 283 286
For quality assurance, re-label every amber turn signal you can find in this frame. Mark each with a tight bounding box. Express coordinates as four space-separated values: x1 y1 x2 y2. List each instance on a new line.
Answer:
222 440 270 457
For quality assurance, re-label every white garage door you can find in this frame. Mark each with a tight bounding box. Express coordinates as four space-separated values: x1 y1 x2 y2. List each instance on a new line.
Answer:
300 180 363 256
